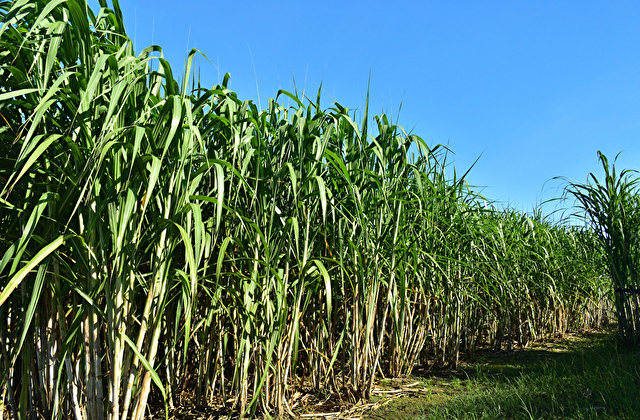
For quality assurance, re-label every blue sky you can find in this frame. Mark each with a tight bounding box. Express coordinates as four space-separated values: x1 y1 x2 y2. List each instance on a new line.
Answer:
105 0 640 215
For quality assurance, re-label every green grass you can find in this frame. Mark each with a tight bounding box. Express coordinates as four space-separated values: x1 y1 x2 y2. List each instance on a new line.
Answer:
365 330 640 420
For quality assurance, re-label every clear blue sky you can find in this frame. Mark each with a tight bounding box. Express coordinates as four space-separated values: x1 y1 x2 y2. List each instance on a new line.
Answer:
104 0 640 215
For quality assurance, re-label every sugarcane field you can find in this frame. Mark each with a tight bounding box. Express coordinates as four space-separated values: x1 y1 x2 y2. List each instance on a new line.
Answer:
1 1 640 419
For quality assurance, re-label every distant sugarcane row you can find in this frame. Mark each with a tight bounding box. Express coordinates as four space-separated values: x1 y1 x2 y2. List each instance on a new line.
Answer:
0 1 612 419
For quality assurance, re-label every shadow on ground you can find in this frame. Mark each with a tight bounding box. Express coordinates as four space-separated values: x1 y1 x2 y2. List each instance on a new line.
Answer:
364 330 640 420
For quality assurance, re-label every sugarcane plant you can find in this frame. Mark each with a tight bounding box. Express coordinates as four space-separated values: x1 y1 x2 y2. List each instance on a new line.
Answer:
0 0 218 418
564 151 640 346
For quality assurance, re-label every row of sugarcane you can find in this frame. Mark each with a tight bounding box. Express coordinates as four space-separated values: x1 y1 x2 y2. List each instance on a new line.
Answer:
563 152 640 347
0 0 612 419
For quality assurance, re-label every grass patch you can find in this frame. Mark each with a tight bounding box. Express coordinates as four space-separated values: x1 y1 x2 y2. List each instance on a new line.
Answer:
365 329 640 419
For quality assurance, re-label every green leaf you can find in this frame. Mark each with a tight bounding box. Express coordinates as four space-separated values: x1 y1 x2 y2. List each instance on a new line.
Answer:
0 234 70 307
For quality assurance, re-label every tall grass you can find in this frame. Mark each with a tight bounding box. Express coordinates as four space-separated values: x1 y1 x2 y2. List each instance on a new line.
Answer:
564 152 640 346
0 0 612 418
